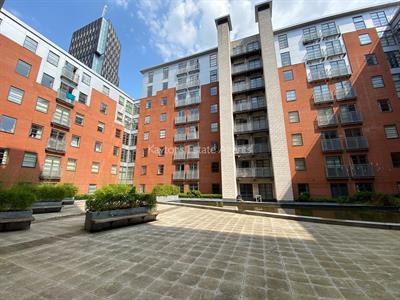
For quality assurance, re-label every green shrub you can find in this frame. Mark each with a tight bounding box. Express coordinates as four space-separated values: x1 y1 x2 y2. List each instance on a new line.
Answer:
151 184 180 196
61 183 78 198
0 185 37 211
349 191 374 203
35 184 66 202
179 192 222 199
186 190 202 198
86 184 156 212
298 192 310 201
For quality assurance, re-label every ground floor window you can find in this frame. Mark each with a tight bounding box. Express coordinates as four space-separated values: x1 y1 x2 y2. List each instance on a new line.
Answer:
355 183 373 192
88 184 97 194
212 183 220 194
258 183 273 200
297 183 309 195
139 184 145 193
330 183 348 198
189 183 199 191
177 184 184 193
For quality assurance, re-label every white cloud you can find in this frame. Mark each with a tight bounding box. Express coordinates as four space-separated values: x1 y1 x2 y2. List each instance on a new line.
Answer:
110 0 130 10
135 0 397 61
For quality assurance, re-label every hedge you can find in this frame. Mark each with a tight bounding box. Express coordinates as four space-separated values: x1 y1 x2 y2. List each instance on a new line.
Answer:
0 185 37 212
152 184 180 196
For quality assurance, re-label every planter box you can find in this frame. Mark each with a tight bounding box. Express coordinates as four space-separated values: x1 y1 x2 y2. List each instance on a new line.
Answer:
32 201 63 214
62 197 75 205
0 210 34 231
156 195 179 202
85 207 158 233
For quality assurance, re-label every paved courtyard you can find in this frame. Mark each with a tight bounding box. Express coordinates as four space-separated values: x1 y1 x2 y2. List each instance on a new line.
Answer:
0 204 399 300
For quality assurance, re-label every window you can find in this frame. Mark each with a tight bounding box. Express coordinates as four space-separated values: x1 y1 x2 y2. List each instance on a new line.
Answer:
353 16 366 30
393 74 400 97
291 133 303 146
288 111 300 123
29 124 43 139
371 76 384 88
211 162 219 173
0 115 16 133
141 165 147 175
111 165 117 175
142 148 148 158
298 184 309 195
158 147 165 157
210 53 217 68
115 129 121 138
391 152 400 167
286 90 296 102
82 73 91 85
365 54 378 65
71 135 81 147
378 99 392 112
35 98 49 113
145 100 152 109
88 184 97 194
66 159 77 171
8 86 24 104
212 184 220 194
359 34 371 45
41 73 54 88
211 141 219 152
161 97 168 106
379 30 396 47
0 149 9 165
163 67 169 80
210 104 218 113
118 96 125 106
47 51 60 67
160 113 167 122
91 162 100 173
160 129 166 139
283 70 293 81
95 122 104 134
278 34 288 49
53 106 70 127
330 183 348 198
162 82 168 90
370 11 388 27
94 141 102 152
210 86 218 96
144 116 150 124
113 146 120 156
294 158 306 171
148 72 154 83
385 51 400 69
211 123 219 132
147 86 152 97
23 36 38 53
22 152 37 168
385 125 398 139
281 52 291 67
210 69 217 82
78 92 88 104
16 60 31 77
102 85 110 96
100 103 108 114
144 132 149 140
117 112 123 122
157 165 164 175
355 183 373 192
189 183 199 191
75 113 84 125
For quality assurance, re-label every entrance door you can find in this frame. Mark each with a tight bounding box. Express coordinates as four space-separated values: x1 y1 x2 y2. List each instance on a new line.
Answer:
258 183 273 201
240 184 253 201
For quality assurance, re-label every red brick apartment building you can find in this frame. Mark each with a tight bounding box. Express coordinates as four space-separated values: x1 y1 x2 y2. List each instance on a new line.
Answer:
0 10 139 194
136 1 400 201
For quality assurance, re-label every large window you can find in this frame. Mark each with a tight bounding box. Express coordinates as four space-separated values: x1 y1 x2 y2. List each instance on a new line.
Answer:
358 34 371 45
370 11 388 27
209 53 217 68
0 115 16 133
353 16 366 30
53 106 70 127
379 30 397 47
22 152 37 168
8 86 24 104
330 183 348 198
278 34 288 49
371 75 384 88
35 97 49 113
41 73 54 88
385 51 400 68
280 52 291 67
16 60 31 77
23 36 38 53
47 51 60 67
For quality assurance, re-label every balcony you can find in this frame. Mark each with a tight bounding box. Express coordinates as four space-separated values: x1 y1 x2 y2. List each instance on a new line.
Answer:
175 116 186 124
174 133 186 142
234 121 268 133
335 88 356 101
233 98 266 113
350 164 374 178
302 32 321 45
186 170 199 180
304 51 325 64
187 150 200 160
40 169 61 180
321 138 343 152
232 81 264 94
46 138 66 153
326 165 348 178
176 66 187 75
187 113 199 123
51 115 70 130
317 115 338 127
328 66 351 79
313 91 333 104
236 167 273 178
175 96 201 108
56 89 75 108
344 136 369 151
307 70 328 83
325 45 346 58
173 171 185 180
61 67 79 85
187 132 199 141
173 151 186 160
340 111 362 125
176 64 199 75
235 143 270 155
321 26 340 39
232 61 262 75
176 79 200 91
231 44 261 58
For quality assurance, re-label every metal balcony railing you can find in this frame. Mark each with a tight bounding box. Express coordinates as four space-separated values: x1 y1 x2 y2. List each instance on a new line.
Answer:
186 170 199 180
313 91 333 104
321 26 340 38
234 121 268 133
304 51 325 63
61 67 79 84
335 88 356 100
317 115 337 127
52 114 70 128
187 132 199 140
187 113 199 122
235 143 270 154
232 81 264 93
176 67 187 75
174 133 186 142
187 64 200 73
175 116 186 124
340 111 362 124
46 138 66 152
345 136 368 150
187 151 200 160
40 168 61 180
176 79 200 90
350 164 374 178
321 138 343 152
173 151 186 160
231 44 260 56
307 70 328 82
326 165 348 178
302 32 321 44
236 167 273 178
175 96 201 107
173 171 185 180
232 61 262 74
329 66 351 78
233 98 266 112
57 89 75 106
325 45 345 58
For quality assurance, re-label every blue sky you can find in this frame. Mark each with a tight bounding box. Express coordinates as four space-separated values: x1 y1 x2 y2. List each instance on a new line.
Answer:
4 0 395 99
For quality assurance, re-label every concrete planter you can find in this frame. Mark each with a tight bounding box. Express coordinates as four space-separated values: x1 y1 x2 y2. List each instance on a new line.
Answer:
32 201 63 214
85 207 158 233
0 210 34 231
62 197 75 205
156 195 179 202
